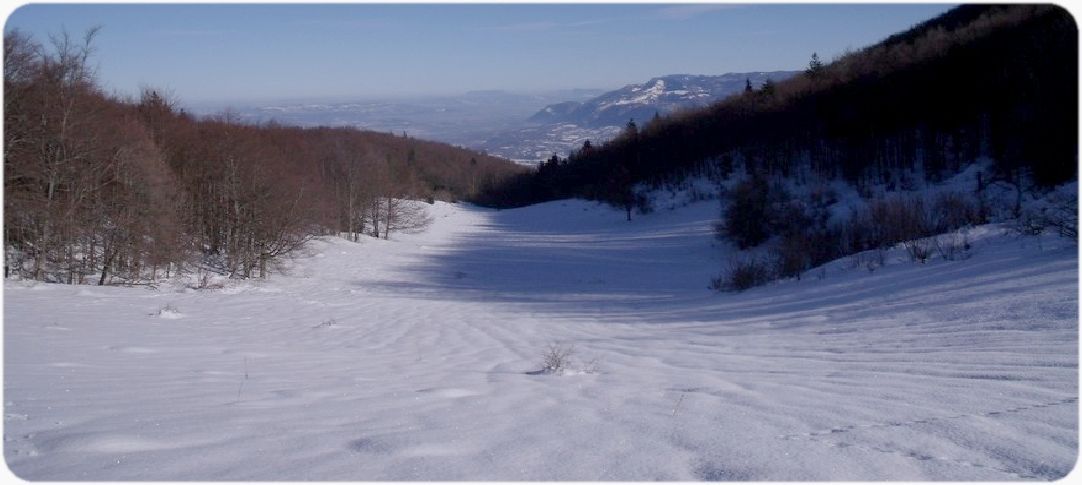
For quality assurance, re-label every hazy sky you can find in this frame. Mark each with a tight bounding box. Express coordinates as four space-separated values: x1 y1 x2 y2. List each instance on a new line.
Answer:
6 3 954 104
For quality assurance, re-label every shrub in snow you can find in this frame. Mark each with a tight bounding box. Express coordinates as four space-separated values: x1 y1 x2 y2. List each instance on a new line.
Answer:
713 256 773 292
930 192 984 233
718 176 773 249
862 196 931 249
1013 188 1077 240
1043 190 1078 239
902 237 934 263
153 304 183 319
536 344 602 375
187 270 225 290
843 191 982 257
848 248 886 273
540 343 575 374
1013 213 1048 236
712 181 992 290
935 230 972 261
772 232 812 280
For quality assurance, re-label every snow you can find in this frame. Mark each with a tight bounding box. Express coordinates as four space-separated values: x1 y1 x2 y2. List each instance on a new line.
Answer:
607 79 669 107
3 198 1077 480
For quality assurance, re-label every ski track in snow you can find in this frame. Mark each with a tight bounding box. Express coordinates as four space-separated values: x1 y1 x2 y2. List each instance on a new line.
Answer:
3 199 1077 480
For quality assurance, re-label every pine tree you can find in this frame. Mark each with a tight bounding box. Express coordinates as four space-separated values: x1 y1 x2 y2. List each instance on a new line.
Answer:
759 79 776 97
805 52 824 78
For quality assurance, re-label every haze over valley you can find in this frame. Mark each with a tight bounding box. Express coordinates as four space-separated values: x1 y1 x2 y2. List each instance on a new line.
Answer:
193 71 798 163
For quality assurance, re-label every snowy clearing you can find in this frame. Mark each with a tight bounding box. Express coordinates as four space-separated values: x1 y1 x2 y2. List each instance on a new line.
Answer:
4 199 1077 480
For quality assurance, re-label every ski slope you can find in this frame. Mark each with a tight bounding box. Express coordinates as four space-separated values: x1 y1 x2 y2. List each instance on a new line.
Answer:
4 199 1077 480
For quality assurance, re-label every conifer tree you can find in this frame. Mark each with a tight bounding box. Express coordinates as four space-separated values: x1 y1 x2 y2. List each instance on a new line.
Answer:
805 52 824 78
759 79 776 98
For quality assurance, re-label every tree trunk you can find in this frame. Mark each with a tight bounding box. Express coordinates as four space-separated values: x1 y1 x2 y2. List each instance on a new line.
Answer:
98 247 115 286
68 243 76 285
371 200 380 238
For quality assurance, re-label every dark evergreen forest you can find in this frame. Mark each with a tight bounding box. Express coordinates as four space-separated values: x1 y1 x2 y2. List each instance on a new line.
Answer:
477 5 1077 209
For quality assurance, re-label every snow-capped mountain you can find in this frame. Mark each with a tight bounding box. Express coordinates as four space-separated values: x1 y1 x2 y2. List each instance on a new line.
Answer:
527 72 799 128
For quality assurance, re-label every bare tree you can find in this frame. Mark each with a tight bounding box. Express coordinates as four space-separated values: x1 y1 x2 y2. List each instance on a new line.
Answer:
4 29 522 284
380 197 433 239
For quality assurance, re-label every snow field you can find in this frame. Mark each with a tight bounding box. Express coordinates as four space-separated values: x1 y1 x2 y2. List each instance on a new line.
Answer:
4 198 1077 480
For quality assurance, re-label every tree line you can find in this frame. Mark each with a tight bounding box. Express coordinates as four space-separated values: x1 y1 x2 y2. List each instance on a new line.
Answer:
4 29 526 285
477 5 1076 209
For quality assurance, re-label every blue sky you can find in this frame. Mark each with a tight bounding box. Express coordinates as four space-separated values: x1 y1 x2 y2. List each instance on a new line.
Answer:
5 3 954 103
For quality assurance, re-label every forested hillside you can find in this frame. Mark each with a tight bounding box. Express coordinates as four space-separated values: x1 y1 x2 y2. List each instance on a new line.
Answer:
478 4 1076 208
3 29 526 285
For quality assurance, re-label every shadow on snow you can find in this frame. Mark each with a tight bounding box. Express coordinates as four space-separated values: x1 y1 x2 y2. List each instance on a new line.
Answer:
361 203 1077 330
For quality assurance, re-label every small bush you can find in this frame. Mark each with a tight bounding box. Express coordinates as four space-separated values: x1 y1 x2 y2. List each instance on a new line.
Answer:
848 248 885 272
902 237 934 263
1012 213 1048 236
934 231 972 261
1014 189 1077 239
153 303 183 319
713 256 773 292
931 191 983 232
1044 191 1078 239
719 177 773 249
189 270 224 290
540 343 575 374
772 232 811 280
845 192 982 255
867 196 931 248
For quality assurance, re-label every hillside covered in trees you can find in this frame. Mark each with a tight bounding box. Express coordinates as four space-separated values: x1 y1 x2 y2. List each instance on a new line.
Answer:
3 29 527 285
478 4 1076 208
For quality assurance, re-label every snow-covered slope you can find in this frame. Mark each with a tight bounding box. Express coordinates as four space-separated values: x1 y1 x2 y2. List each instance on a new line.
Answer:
4 199 1077 480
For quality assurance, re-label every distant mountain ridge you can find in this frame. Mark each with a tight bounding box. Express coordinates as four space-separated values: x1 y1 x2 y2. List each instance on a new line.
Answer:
190 74 805 164
527 72 800 128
